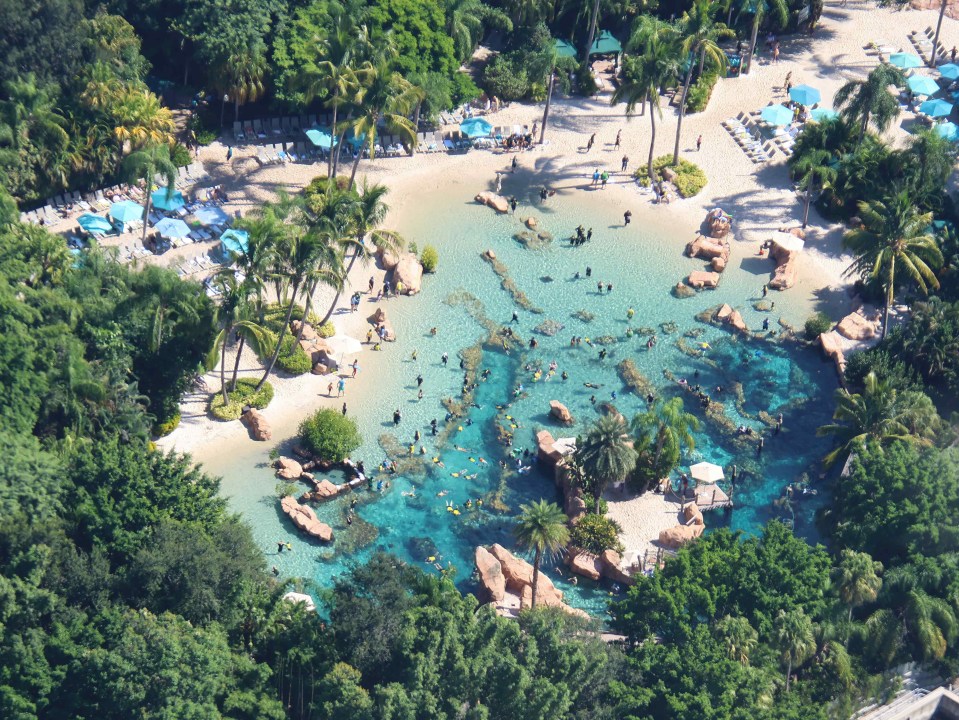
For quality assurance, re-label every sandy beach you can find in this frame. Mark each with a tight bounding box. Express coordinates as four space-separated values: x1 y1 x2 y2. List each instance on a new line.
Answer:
157 0 958 559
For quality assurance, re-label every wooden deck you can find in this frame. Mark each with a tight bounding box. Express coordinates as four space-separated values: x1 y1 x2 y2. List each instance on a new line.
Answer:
692 484 733 511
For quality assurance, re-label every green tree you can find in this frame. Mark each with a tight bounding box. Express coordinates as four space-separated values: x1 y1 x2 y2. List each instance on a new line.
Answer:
774 608 815 692
631 397 699 493
738 0 788 75
835 550 882 622
209 272 270 405
793 148 837 229
120 143 177 244
714 615 758 666
515 500 570 608
299 408 362 461
843 193 942 338
834 64 906 144
576 414 637 511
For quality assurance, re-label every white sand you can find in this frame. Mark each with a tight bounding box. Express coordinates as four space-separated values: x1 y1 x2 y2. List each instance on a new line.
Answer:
155 0 959 548
605 489 686 570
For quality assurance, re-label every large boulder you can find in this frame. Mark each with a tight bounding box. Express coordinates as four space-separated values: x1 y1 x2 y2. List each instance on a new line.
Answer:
705 208 731 238
475 546 506 602
275 456 304 480
368 307 388 326
599 549 635 586
392 253 423 295
281 496 334 542
727 310 748 333
549 400 574 425
519 581 567 610
525 216 537 229
490 543 534 590
769 239 798 290
683 502 705 526
291 320 318 342
686 235 729 261
376 245 400 271
837 311 877 341
658 523 705 549
688 271 720 289
566 547 603 581
475 191 510 213
241 408 271 440
309 478 341 500
566 493 588 523
536 430 565 468
820 330 847 374
312 362 330 375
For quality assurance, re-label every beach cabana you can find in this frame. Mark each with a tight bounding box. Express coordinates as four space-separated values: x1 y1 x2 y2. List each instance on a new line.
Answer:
940 63 959 80
109 200 144 224
889 52 922 69
151 187 186 211
920 98 954 117
789 84 821 106
690 462 724 484
936 121 959 141
194 206 229 226
772 231 805 253
589 31 622 57
811 108 839 122
155 217 191 239
460 117 493 138
305 128 337 149
908 75 940 96
78 213 113 235
220 228 249 256
760 104 794 126
554 39 577 58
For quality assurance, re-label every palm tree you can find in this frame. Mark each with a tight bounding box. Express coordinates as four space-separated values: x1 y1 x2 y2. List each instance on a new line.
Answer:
576 414 637 511
120 144 177 244
931 0 948 68
673 0 728 164
112 87 175 151
347 64 419 189
714 615 758 666
583 0 601 64
514 500 569 609
906 128 956 203
611 34 680 185
208 272 270 405
740 0 788 75
792 148 836 228
843 193 943 338
212 46 267 121
835 550 883 622
834 64 905 144
632 397 700 476
774 608 816 693
816 371 937 467
444 0 510 64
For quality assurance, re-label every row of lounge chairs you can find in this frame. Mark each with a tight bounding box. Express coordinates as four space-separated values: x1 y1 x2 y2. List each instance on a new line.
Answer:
723 115 776 163
234 115 336 143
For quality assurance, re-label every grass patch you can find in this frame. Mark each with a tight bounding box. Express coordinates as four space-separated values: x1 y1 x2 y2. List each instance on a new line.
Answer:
633 156 708 198
209 378 274 420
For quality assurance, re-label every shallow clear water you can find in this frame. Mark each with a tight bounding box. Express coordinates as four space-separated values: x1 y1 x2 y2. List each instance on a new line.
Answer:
197 179 837 615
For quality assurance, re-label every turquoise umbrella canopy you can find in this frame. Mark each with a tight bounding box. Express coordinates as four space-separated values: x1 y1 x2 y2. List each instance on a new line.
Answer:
889 52 922 69
936 121 959 141
760 104 794 125
908 75 940 95
554 39 577 58
789 84 821 105
940 63 959 80
920 98 954 117
460 117 493 138
109 200 144 223
78 213 113 235
811 108 839 122
220 229 249 256
151 187 186 211
305 128 337 149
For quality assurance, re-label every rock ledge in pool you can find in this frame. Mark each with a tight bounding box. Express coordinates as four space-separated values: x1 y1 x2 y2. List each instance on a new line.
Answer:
475 191 510 213
549 400 574 425
687 270 720 289
281 496 333 542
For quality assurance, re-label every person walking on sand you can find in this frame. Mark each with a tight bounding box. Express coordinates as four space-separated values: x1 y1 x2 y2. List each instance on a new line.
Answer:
338 378 346 396
600 171 609 188
226 146 233 161
510 197 517 213
592 168 600 186
696 135 702 152
614 129 622 149
621 155 629 172
624 209 632 226
511 156 518 173
327 382 334 396
586 133 595 152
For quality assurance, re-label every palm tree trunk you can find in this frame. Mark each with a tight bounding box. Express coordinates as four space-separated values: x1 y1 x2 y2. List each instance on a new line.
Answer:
412 102 421 156
745 15 760 75
531 548 542 609
785 658 792 692
931 0 947 68
674 66 695 165
583 0 601 64
698 46 707 79
234 96 240 122
332 110 353 177
540 69 555 144
230 336 246 390
256 280 300 391
883 255 895 340
141 190 152 245
328 102 338 178
648 99 657 186
348 144 364 190
802 175 814 228
293 280 318 347
220 329 230 405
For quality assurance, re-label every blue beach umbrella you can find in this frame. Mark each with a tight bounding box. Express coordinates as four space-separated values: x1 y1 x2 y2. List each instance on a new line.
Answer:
908 75 941 96
889 52 922 69
220 228 249 256
811 108 839 122
151 187 186 211
108 200 144 223
920 98 954 117
936 121 959 141
154 217 191 239
460 117 493 138
760 104 794 126
78 213 113 235
305 128 337 149
789 84 821 106
939 63 959 80
194 205 229 226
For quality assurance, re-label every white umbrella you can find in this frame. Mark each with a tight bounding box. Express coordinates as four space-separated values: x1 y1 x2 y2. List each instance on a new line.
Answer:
772 231 805 253
324 334 363 357
690 462 724 484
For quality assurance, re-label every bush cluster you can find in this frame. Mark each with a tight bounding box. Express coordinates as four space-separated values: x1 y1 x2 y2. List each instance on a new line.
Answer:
154 413 181 437
685 71 720 113
804 312 833 340
570 513 624 554
421 245 439 273
298 408 362 462
208 379 275 421
276 334 312 375
633 156 707 197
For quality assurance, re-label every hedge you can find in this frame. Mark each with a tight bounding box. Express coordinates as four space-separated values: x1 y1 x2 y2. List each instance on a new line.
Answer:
209 378 275 421
634 156 708 197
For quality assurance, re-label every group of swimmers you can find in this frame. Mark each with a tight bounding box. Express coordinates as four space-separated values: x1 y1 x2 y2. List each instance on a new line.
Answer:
572 225 593 245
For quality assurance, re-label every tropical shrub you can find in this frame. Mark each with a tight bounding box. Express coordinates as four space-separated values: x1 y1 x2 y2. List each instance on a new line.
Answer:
276 334 312 375
804 312 833 339
154 413 180 437
171 143 192 167
685 71 719 113
483 54 530 100
634 156 707 197
421 245 439 273
451 72 481 104
196 130 217 145
208 379 274 421
570 513 624 554
298 408 362 462
317 321 336 338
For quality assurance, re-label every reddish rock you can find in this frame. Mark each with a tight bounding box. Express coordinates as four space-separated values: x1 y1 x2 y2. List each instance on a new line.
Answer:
599 549 635 586
658 523 705 549
240 408 271 440
837 312 875 341
291 320 318 342
310 479 340 499
549 400 574 425
727 310 748 333
711 256 726 272
312 362 330 375
475 191 509 213
820 330 847 374
715 303 734 321
566 547 603 581
275 456 304 480
376 245 400 271
490 543 535 590
281 496 334 542
769 239 798 290
683 503 705 526
525 216 538 229
393 253 423 294
688 271 720 289
368 307 388 326
475 546 506 602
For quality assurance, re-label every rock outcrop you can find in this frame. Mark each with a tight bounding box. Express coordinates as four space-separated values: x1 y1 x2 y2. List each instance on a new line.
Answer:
769 235 799 290
240 408 271 440
549 400 574 425
291 320 319 342
474 546 506 602
687 271 720 289
683 502 705 526
599 549 635 586
475 191 510 213
275 456 304 480
490 543 536 589
705 208 732 238
376 245 400 271
686 235 730 266
479 544 588 619
837 311 877 341
525 216 537 229
483 249 496 260
536 430 565 468
392 253 423 295
281 496 333 542
714 303 748 333
658 523 705 548
566 548 603 581
819 330 847 375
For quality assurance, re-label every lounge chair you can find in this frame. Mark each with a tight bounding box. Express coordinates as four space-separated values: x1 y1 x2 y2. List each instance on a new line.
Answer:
233 121 245 141
271 118 283 136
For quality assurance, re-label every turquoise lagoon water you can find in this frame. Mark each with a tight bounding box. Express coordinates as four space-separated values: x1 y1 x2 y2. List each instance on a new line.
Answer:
197 178 838 615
